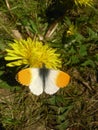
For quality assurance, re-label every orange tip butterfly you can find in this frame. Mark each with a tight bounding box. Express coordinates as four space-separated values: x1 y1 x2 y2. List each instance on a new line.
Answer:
16 68 70 96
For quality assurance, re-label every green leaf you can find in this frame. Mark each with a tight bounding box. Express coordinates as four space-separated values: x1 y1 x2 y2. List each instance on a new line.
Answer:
81 59 95 68
69 46 76 54
29 20 39 34
56 120 69 130
79 44 87 56
95 54 98 61
71 55 79 64
87 27 98 40
75 33 85 43
47 96 56 105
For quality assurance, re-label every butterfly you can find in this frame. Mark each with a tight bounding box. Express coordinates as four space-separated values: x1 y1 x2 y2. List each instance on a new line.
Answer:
16 67 70 96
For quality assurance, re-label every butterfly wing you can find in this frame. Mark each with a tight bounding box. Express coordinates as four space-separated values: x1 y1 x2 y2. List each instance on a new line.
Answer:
44 70 70 95
44 70 60 95
16 68 43 96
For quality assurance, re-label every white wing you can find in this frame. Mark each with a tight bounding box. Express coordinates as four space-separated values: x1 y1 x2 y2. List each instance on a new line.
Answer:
44 70 60 95
29 68 43 96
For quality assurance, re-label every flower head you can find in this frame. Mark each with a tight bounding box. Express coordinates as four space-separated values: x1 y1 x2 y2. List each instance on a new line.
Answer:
74 0 94 6
66 24 77 36
5 38 61 69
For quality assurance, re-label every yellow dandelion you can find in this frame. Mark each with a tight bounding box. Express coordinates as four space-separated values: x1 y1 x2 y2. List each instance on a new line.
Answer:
5 38 61 69
66 24 77 36
74 0 94 6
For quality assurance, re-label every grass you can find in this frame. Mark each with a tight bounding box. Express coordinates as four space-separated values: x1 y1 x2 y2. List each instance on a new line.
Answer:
0 0 98 130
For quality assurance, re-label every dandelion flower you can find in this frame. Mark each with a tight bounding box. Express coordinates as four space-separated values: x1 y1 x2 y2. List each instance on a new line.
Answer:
67 24 77 36
74 0 94 6
5 38 61 69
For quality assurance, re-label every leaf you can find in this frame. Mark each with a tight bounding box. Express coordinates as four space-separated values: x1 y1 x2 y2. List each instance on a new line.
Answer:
64 17 72 26
75 33 85 43
95 54 98 61
55 95 65 105
47 95 56 105
56 120 69 130
81 59 95 68
87 27 98 40
79 44 87 56
69 46 76 54
71 55 80 64
29 20 39 34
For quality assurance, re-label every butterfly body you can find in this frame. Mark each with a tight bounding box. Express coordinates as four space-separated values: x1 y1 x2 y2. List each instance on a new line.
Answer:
16 68 70 96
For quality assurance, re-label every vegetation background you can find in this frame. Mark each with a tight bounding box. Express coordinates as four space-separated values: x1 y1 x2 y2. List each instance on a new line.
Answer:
0 0 98 130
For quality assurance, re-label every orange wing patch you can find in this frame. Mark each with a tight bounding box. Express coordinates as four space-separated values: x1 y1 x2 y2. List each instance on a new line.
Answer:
56 71 70 88
16 68 32 86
